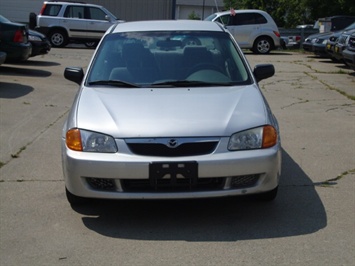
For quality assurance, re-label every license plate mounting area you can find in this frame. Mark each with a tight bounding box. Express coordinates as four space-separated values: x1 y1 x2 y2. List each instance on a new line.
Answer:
149 162 198 190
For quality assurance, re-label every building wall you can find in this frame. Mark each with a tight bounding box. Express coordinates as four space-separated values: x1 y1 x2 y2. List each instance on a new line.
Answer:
0 0 224 24
87 0 174 21
0 0 44 23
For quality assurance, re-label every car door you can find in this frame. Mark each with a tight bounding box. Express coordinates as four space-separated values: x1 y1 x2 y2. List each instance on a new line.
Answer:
215 13 257 48
229 13 261 48
63 6 87 38
85 7 113 39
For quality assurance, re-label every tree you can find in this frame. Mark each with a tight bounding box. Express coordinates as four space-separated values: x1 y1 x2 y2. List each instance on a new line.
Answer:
223 0 355 27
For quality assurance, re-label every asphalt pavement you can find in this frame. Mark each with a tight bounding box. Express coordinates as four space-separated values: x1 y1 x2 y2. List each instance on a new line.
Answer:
0 48 354 265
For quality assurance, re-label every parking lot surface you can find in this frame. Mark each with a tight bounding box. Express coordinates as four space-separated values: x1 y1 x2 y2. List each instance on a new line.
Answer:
0 48 354 265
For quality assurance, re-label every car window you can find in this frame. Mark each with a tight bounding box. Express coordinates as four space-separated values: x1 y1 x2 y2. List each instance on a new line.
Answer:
64 6 85 19
87 31 251 86
42 4 61 16
218 15 231 25
254 13 267 24
231 13 267 26
88 7 107 20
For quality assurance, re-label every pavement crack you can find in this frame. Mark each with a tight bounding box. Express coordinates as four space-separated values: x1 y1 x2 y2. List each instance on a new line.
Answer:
0 110 70 169
304 72 355 101
314 169 355 187
281 99 309 109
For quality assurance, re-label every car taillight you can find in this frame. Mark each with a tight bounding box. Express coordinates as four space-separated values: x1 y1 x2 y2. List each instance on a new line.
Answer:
295 36 301 42
39 4 46 15
13 30 24 43
273 31 280 38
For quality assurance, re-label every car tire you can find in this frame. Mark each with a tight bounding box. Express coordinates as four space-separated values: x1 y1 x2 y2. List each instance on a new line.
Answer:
84 41 98 49
66 187 89 205
253 37 273 54
255 186 278 201
49 29 68 48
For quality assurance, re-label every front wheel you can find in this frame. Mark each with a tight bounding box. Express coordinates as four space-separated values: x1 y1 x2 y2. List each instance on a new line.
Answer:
49 29 68 48
253 37 273 54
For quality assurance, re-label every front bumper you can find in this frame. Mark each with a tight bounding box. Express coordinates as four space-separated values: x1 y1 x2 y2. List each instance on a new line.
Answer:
62 137 282 200
343 49 355 70
312 43 328 56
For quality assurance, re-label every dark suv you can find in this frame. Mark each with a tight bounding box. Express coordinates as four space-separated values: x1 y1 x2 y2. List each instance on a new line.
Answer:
34 1 123 47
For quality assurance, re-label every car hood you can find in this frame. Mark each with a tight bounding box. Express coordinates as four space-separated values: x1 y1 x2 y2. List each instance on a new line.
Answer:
75 85 268 138
306 31 334 40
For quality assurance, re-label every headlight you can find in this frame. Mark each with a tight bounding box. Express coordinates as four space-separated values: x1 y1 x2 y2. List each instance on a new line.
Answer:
66 129 117 153
28 35 42 42
322 39 328 44
228 126 277 151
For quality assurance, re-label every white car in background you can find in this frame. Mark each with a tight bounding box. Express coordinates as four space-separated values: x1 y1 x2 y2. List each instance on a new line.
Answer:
34 1 123 48
205 9 281 54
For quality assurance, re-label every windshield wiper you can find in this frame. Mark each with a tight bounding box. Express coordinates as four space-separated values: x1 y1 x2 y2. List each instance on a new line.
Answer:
88 80 140 88
150 80 233 87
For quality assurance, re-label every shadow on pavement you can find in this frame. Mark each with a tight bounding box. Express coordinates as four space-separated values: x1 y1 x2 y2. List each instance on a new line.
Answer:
72 149 327 241
0 65 52 77
0 82 34 98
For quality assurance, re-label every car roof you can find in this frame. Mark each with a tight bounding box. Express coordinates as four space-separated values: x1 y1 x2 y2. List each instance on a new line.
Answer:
213 9 268 16
110 20 225 33
44 1 102 8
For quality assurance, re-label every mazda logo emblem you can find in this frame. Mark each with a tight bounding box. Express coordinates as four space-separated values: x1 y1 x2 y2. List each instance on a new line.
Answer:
167 139 178 148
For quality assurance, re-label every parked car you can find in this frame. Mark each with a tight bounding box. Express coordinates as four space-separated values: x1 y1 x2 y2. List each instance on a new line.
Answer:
303 19 355 57
317 16 355 33
325 22 355 61
62 20 281 205
343 33 355 70
28 29 51 57
34 1 124 48
280 35 301 49
0 15 32 62
205 9 281 54
332 29 355 63
0 51 6 65
296 24 314 29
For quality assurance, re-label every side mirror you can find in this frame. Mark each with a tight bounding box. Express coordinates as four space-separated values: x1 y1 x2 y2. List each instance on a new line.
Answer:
64 67 84 85
105 15 111 21
253 64 275 82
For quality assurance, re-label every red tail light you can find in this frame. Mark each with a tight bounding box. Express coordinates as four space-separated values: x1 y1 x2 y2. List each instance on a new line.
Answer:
13 30 24 43
295 36 301 42
39 4 46 15
273 31 280 38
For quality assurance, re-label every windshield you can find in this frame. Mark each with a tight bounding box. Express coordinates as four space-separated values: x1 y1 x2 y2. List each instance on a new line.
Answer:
345 22 355 31
87 30 251 87
0 15 11 23
102 7 118 20
204 14 217 21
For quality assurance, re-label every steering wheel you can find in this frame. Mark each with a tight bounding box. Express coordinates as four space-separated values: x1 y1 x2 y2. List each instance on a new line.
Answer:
182 37 201 46
186 63 225 77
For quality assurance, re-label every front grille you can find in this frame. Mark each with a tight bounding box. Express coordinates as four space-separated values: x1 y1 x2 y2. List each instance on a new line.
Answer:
127 142 218 157
121 177 225 192
87 178 116 191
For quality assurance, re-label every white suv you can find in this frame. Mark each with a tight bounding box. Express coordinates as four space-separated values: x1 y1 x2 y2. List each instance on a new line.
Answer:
35 1 123 47
205 9 280 54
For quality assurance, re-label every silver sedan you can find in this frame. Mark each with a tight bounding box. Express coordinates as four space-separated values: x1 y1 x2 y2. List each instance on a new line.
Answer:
62 20 281 205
